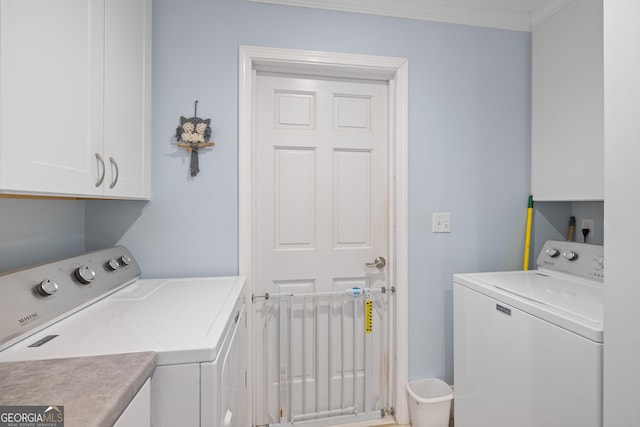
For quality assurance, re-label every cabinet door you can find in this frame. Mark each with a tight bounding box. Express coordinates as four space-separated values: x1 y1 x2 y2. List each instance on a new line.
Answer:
531 0 603 201
0 0 104 196
114 379 151 427
102 0 151 199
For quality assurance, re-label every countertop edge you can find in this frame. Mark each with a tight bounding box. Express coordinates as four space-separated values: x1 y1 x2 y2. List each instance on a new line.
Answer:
0 351 157 427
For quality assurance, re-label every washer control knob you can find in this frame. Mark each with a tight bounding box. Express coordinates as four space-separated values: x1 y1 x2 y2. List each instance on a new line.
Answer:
36 279 58 296
597 256 604 268
106 258 120 271
74 265 96 284
562 250 578 261
118 255 131 266
546 248 560 257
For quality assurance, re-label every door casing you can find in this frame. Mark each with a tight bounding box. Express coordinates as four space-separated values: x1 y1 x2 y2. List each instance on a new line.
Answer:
238 45 409 425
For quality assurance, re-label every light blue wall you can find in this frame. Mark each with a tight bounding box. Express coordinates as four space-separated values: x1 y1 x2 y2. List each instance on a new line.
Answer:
86 0 531 384
0 199 85 272
532 201 604 265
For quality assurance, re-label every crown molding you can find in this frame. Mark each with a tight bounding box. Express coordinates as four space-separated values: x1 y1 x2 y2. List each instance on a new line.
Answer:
531 0 574 27
241 0 539 32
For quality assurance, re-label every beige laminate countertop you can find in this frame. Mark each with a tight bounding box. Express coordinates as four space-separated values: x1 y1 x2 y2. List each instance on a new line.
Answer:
0 352 156 427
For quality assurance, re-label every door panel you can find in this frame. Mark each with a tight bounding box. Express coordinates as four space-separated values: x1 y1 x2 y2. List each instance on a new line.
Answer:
274 147 316 248
334 149 372 247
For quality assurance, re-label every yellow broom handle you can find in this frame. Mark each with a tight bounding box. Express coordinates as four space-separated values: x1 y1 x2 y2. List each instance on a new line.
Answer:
523 196 534 270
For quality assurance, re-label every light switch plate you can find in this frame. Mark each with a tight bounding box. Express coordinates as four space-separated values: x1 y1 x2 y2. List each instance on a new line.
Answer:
432 212 451 233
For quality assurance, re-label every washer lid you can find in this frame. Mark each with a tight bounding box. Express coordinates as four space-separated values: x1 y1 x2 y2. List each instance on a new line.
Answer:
454 270 603 343
0 276 246 365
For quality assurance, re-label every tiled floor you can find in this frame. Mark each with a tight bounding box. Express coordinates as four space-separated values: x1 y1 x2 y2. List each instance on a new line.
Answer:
320 407 455 427
368 422 453 427
338 419 453 427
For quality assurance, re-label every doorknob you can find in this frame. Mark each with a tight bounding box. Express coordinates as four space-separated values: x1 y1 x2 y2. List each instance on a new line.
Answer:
366 256 386 269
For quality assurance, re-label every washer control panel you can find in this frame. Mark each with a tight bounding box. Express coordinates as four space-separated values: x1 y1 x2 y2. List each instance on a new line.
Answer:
537 240 604 282
0 246 140 351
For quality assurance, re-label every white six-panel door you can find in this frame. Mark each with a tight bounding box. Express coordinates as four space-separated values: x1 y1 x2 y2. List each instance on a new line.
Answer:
253 72 389 424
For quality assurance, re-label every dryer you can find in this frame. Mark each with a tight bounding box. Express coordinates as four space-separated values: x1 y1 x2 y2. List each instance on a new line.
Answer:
453 240 603 427
0 246 246 427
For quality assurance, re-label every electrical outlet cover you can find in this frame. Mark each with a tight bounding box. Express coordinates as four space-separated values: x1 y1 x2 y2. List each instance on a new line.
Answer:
581 218 595 238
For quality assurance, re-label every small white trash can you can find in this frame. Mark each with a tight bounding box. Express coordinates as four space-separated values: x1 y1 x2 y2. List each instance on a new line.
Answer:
406 378 453 427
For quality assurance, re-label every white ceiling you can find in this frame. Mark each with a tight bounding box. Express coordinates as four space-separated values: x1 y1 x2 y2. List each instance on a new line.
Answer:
242 0 574 31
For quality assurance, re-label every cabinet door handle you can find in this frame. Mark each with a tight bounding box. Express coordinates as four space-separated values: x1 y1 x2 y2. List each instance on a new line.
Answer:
95 153 105 187
109 157 119 189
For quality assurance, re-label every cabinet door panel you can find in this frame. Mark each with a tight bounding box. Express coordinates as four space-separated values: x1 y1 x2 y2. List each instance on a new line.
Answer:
0 0 103 196
531 0 603 201
103 0 151 199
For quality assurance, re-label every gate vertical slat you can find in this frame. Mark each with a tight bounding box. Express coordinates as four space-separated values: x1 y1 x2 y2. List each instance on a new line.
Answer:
352 298 357 408
314 297 319 417
288 295 294 422
302 296 307 415
327 295 332 414
364 299 372 412
340 301 345 410
279 297 292 423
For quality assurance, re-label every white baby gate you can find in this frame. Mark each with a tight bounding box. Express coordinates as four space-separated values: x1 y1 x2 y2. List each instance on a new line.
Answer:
253 286 392 427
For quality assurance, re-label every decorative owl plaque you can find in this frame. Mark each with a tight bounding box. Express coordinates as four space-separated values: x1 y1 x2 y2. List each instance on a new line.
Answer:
175 101 215 177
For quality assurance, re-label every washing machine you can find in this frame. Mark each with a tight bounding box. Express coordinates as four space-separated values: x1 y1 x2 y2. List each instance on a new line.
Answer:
453 240 603 427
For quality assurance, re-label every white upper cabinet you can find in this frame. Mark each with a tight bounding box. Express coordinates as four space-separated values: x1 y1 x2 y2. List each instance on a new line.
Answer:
102 0 151 199
531 0 603 201
0 0 151 199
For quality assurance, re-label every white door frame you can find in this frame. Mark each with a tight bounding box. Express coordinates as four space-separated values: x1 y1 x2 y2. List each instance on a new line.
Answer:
238 45 409 425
